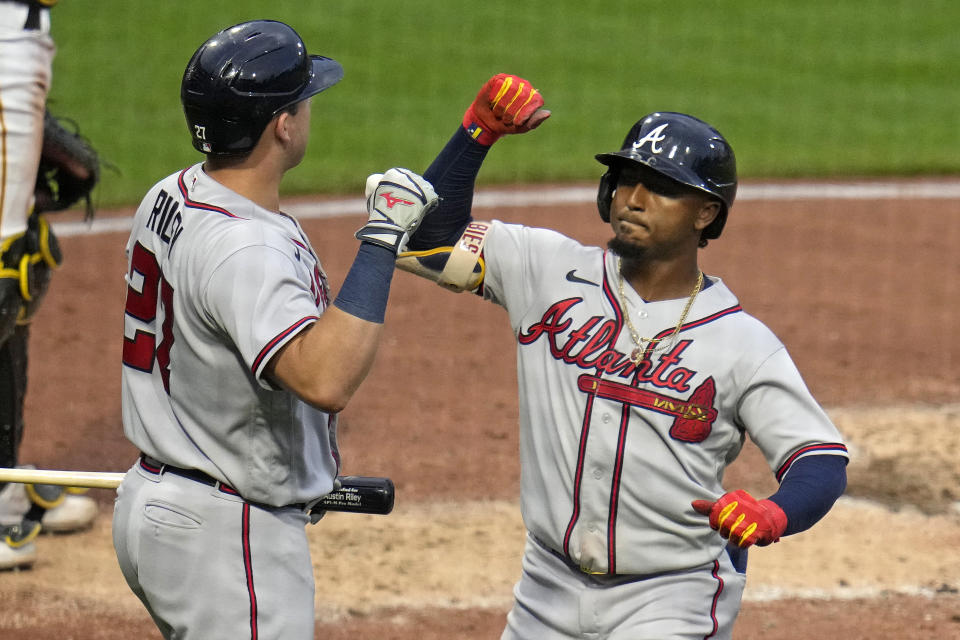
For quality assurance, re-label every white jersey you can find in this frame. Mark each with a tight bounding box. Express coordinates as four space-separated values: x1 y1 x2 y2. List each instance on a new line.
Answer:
481 221 848 575
121 163 338 507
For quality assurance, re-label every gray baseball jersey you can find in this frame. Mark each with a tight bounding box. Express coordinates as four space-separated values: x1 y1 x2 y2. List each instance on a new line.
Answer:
120 163 339 507
480 221 848 577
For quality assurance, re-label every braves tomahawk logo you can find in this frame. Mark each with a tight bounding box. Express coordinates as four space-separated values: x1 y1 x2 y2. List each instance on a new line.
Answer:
380 191 415 209
577 374 717 442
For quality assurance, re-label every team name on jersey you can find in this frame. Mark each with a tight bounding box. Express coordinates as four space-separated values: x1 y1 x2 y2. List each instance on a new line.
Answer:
520 297 718 442
146 189 185 255
518 297 697 393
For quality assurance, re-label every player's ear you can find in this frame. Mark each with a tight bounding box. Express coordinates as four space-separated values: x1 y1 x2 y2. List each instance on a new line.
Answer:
272 111 293 144
694 200 721 232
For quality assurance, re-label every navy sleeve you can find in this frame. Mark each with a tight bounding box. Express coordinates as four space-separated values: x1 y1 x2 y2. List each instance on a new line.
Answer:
333 242 396 323
768 454 848 536
407 126 490 250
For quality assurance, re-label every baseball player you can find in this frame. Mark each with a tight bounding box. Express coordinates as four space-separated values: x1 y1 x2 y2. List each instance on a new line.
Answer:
397 74 849 639
111 21 437 639
0 0 98 571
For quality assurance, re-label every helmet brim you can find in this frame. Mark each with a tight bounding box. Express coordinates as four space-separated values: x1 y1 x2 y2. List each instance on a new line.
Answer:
595 150 725 206
267 56 343 122
301 55 344 101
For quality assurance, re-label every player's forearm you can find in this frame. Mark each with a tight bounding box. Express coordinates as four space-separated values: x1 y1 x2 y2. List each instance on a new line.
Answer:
407 126 489 250
767 454 848 536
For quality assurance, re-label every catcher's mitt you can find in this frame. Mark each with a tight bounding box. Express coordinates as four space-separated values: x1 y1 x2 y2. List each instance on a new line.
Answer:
33 110 101 220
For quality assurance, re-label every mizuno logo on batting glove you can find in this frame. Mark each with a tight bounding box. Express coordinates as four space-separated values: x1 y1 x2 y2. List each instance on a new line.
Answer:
356 168 439 255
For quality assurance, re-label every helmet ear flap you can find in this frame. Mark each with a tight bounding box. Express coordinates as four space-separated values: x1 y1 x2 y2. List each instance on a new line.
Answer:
597 169 616 222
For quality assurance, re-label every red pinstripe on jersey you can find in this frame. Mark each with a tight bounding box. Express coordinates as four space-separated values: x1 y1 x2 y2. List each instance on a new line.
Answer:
776 443 848 481
562 253 625 560
251 316 318 376
705 560 724 638
177 168 245 218
241 503 258 640
606 403 631 573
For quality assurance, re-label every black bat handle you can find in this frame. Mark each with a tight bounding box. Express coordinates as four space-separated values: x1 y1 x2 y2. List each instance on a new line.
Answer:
313 476 395 515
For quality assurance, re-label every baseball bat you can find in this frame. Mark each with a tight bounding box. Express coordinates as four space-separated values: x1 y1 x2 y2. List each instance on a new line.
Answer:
0 468 394 515
0 467 124 489
316 476 395 515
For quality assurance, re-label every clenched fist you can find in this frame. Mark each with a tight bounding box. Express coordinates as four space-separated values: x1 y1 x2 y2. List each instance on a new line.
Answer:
462 73 551 146
356 168 439 254
692 489 788 548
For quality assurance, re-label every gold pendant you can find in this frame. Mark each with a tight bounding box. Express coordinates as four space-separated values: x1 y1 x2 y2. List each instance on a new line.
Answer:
630 347 645 364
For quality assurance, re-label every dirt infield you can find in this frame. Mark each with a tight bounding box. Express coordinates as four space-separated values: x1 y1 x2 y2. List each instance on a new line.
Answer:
2 181 958 638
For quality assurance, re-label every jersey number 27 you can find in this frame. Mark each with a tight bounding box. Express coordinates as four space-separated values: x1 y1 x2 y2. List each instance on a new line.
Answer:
122 242 174 393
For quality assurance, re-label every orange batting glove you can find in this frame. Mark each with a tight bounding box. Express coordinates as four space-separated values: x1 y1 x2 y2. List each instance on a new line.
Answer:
462 73 551 146
692 489 788 548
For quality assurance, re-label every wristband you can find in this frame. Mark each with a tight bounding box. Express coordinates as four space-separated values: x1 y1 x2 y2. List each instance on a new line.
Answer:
333 242 395 323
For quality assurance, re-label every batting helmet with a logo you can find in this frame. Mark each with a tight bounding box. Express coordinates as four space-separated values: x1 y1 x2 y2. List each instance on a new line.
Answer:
180 20 343 155
595 112 737 240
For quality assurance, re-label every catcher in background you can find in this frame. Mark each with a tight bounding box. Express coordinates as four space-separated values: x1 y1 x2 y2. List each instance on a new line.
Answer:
397 74 849 638
0 0 101 571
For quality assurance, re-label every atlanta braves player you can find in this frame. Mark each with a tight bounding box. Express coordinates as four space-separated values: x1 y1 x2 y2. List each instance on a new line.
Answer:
111 21 437 639
399 74 849 639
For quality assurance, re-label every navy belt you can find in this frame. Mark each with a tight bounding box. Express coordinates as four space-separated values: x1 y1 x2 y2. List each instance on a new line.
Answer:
139 454 240 495
531 533 620 577
138 454 307 511
531 533 588 572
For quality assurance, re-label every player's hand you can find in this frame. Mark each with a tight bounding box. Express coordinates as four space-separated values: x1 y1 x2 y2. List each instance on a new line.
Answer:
462 73 551 146
308 477 341 525
692 489 788 548
356 168 439 254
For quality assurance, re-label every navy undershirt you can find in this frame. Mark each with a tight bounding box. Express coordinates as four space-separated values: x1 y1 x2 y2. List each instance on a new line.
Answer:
408 127 489 250
769 454 847 536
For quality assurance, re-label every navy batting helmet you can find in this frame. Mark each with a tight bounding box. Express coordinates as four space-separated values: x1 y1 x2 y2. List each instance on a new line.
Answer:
181 20 344 155
595 112 737 240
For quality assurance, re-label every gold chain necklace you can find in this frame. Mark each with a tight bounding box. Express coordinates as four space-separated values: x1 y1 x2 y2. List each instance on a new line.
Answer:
616 257 703 365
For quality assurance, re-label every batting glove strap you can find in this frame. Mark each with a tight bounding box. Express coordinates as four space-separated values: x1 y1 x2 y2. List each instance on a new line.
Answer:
354 223 408 253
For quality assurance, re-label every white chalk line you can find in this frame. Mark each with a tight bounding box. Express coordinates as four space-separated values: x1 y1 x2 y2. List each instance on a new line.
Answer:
50 179 960 238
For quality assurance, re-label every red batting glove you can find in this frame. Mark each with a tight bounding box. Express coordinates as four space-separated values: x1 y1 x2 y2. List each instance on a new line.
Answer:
462 73 551 146
692 489 788 548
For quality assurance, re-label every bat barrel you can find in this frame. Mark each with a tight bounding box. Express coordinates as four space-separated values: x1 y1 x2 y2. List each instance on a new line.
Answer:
0 467 125 489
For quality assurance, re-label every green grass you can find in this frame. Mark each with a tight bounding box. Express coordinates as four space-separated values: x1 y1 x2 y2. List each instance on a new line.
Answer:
47 0 960 207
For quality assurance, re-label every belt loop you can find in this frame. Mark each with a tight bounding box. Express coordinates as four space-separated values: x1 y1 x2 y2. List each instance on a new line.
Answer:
139 453 167 477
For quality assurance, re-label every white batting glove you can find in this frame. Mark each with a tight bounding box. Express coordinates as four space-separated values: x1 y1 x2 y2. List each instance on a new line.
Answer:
356 168 439 254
